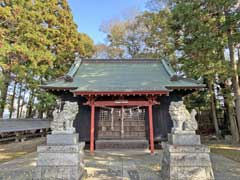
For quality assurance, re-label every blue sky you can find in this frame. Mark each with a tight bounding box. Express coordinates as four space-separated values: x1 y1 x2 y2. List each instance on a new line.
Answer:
68 0 147 44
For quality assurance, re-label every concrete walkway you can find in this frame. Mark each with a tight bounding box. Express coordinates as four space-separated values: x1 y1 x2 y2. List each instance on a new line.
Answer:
0 150 239 180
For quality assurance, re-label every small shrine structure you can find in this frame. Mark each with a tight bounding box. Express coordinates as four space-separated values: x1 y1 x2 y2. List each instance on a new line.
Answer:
41 58 204 153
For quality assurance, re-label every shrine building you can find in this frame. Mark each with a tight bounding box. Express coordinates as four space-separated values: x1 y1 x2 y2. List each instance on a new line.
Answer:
41 58 204 153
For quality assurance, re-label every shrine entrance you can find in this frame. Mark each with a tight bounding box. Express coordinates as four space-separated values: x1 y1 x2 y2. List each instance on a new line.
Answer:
97 107 146 140
84 97 161 153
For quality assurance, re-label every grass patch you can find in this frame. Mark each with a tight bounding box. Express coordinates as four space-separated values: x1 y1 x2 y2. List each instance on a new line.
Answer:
0 152 27 163
209 144 240 162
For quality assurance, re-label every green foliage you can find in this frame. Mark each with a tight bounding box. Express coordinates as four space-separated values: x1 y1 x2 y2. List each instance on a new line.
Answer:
169 0 239 116
0 0 95 117
184 91 210 111
170 0 229 79
35 91 57 114
139 9 176 60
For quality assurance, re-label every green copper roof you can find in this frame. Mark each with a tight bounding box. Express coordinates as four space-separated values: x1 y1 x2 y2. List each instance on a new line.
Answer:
40 59 205 92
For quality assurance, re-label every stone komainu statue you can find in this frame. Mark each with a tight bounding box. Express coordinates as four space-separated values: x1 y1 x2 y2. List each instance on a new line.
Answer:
51 101 78 134
169 101 198 133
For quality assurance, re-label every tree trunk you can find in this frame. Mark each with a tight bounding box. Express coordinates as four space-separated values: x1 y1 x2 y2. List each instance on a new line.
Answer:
223 83 240 142
16 82 23 118
0 73 10 118
46 109 53 119
9 81 17 118
227 29 240 139
238 47 240 66
38 109 43 119
208 79 220 135
224 95 240 142
26 89 34 118
19 88 27 118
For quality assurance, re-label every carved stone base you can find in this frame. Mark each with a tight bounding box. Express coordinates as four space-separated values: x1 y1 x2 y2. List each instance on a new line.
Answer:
34 134 85 180
168 133 201 145
52 127 76 135
161 142 214 180
47 133 79 145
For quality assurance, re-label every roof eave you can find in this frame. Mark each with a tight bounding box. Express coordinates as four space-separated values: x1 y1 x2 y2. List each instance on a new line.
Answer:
72 90 171 96
40 85 77 91
166 85 206 90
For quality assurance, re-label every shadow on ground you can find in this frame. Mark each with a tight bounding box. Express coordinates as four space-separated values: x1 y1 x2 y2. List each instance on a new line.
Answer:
0 149 239 180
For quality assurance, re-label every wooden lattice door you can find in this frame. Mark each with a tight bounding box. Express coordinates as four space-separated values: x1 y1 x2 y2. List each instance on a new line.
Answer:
97 107 146 139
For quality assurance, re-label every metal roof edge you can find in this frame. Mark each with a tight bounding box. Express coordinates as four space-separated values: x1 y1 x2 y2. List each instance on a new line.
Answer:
166 84 206 89
64 58 82 81
161 58 176 77
39 76 65 88
81 58 162 63
178 77 205 85
160 58 205 86
40 85 77 90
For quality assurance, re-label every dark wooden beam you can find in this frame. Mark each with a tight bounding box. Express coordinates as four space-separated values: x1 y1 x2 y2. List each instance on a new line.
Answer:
84 99 159 107
73 90 169 96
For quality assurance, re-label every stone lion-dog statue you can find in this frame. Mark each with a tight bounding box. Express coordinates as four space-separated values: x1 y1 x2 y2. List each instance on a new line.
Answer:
51 101 78 134
169 101 198 133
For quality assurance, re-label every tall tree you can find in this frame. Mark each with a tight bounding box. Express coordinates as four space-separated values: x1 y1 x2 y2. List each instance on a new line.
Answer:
0 0 94 118
168 0 240 139
93 43 124 59
223 1 240 140
100 16 148 58
139 8 176 60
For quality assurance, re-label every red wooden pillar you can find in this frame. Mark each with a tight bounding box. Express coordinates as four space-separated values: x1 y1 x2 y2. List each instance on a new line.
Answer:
90 99 95 153
148 103 154 153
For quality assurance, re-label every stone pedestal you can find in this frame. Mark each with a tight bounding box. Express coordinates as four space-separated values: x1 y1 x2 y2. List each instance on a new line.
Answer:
161 133 214 180
34 133 85 180
168 133 201 145
47 133 79 145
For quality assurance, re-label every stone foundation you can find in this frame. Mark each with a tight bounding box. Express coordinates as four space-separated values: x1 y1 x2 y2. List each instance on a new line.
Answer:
34 133 85 180
96 139 149 150
161 133 215 180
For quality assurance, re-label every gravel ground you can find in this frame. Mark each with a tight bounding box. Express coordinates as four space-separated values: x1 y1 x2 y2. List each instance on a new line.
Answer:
0 150 239 180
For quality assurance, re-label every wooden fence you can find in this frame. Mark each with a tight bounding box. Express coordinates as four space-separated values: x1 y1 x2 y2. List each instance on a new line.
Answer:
0 118 51 143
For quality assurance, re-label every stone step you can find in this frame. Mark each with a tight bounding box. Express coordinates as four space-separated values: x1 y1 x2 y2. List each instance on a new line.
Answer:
99 120 145 127
98 131 146 138
98 126 146 131
95 139 149 150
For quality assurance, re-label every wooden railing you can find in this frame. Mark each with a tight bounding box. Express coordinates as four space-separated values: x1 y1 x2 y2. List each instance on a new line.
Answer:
0 118 51 143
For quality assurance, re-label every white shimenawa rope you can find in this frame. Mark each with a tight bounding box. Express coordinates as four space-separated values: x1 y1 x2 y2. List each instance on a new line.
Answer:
100 106 141 134
111 108 114 131
121 107 125 137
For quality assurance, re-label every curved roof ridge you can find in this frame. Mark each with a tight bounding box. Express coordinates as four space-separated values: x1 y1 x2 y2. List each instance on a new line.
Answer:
41 76 65 85
178 77 202 84
64 58 82 81
81 58 162 63
161 58 176 77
